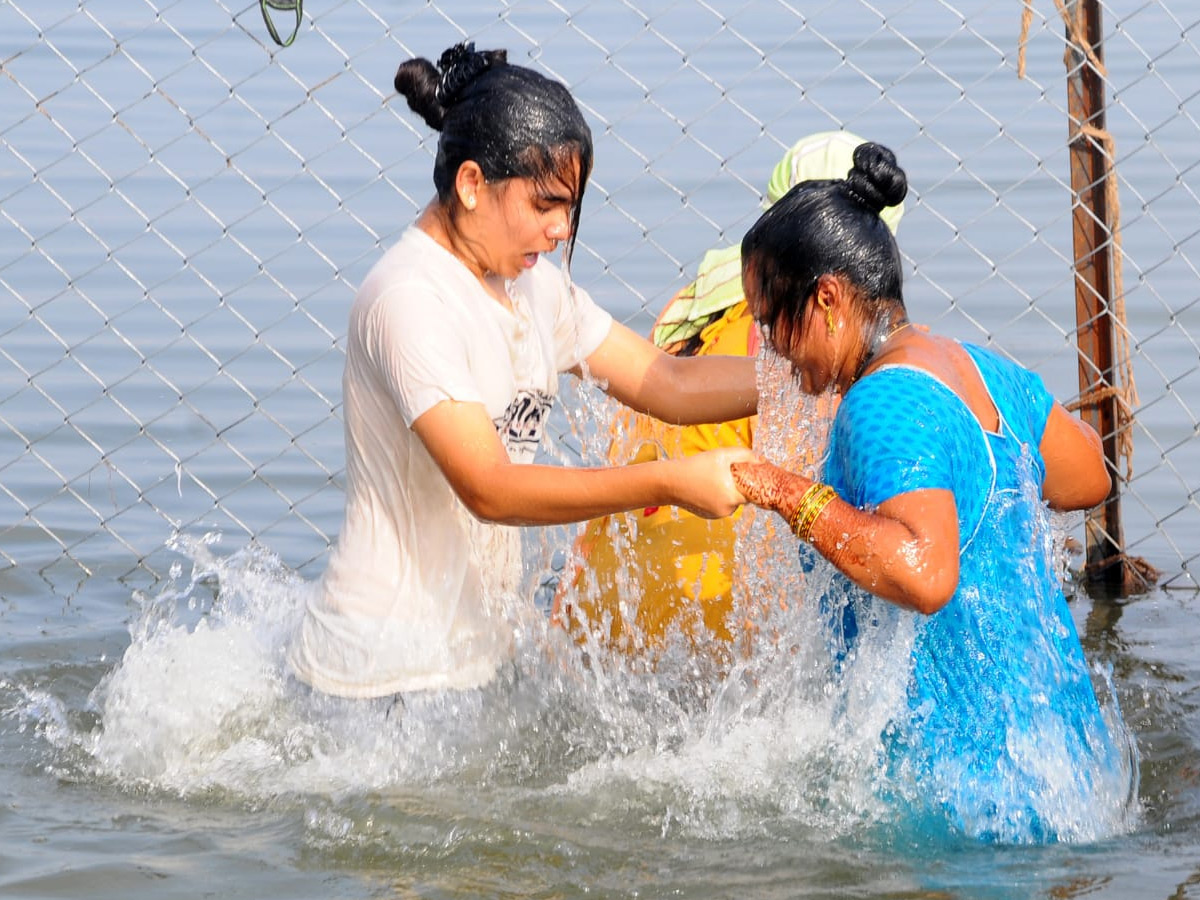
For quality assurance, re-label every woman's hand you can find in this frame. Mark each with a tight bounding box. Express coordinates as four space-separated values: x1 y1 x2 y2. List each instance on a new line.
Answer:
730 459 799 514
668 446 758 518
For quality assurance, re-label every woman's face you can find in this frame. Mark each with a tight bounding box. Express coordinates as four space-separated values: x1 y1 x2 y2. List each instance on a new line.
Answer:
745 275 839 395
468 156 580 280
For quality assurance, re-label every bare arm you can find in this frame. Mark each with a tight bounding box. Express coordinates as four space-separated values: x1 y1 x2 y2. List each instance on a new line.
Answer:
733 462 961 614
579 320 758 425
1039 403 1111 511
413 398 754 525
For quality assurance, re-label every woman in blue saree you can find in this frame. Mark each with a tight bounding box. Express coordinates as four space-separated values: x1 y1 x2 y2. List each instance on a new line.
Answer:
731 141 1136 843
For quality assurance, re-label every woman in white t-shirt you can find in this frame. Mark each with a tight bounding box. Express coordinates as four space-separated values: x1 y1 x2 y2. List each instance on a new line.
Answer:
288 43 759 698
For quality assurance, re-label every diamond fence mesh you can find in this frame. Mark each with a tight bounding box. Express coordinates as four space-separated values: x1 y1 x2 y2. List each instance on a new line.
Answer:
1 0 1197 594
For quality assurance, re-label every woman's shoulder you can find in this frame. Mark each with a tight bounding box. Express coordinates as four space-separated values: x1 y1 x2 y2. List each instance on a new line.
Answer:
834 362 979 461
960 341 1055 439
960 341 1044 391
369 226 454 283
846 360 961 414
355 228 472 313
830 363 974 505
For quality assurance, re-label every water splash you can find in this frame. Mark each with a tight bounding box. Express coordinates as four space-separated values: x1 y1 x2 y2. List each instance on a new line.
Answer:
12 343 1140 847
733 344 1141 845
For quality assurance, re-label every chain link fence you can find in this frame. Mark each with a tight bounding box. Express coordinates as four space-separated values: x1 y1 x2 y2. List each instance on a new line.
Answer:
1 0 1197 595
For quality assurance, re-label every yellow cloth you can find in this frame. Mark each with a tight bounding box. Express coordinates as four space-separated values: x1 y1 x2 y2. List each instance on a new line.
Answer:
554 302 755 652
555 131 905 654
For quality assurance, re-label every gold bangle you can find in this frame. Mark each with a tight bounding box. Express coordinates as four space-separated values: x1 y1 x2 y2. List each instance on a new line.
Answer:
787 483 823 536
796 485 836 542
788 482 837 542
795 491 825 538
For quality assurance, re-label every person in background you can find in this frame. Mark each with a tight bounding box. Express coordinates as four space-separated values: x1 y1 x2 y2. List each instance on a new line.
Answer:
287 43 757 699
729 141 1134 842
554 131 902 652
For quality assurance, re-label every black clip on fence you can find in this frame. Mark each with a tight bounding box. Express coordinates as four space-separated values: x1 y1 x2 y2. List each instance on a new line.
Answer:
261 0 303 48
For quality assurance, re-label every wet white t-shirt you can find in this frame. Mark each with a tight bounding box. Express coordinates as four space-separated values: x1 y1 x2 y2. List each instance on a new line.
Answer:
288 226 612 697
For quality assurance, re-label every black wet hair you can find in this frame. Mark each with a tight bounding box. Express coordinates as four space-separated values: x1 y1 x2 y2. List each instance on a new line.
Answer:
393 42 593 265
741 141 909 338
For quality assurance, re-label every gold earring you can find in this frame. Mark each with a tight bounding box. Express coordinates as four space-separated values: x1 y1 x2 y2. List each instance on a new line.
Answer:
824 305 836 336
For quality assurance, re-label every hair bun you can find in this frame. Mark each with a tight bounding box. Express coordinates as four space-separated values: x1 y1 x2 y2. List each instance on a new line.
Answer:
845 142 908 215
435 42 507 106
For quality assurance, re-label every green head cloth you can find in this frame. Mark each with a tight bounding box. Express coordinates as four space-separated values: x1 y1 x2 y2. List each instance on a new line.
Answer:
653 130 905 347
764 129 904 234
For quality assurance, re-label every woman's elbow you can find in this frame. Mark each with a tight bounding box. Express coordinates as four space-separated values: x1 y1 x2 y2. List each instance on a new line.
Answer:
451 471 512 524
636 355 687 423
900 562 958 615
1041 409 1112 511
1044 459 1112 512
908 583 956 615
863 560 956 614
1078 467 1113 510
458 488 498 522
1070 423 1112 508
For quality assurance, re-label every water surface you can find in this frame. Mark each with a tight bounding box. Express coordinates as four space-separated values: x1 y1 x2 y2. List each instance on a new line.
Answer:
2 1 1198 897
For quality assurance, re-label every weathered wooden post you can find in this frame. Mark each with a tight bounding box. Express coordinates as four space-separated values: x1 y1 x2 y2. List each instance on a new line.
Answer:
1062 0 1146 594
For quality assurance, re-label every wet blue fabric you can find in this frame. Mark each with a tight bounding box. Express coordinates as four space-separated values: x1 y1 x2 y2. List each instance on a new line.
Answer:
819 342 1127 843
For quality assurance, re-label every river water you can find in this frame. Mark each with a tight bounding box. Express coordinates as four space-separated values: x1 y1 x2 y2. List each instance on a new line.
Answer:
2 1 1199 897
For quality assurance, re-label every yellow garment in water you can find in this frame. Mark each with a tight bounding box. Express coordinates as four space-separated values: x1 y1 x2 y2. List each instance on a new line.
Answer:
554 130 905 654
553 302 756 651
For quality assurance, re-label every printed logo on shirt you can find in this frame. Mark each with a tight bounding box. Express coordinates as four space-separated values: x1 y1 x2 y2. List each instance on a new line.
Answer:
494 389 553 463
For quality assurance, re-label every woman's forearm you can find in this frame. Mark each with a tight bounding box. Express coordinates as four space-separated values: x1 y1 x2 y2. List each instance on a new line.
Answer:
584 322 758 426
733 462 959 614
641 353 759 425
459 458 681 525
459 448 751 526
804 490 958 614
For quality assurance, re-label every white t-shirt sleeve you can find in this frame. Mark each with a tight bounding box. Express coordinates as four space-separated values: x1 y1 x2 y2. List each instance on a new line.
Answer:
548 272 613 372
358 282 483 427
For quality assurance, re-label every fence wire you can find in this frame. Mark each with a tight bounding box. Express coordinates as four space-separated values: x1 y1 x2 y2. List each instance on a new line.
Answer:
1 0 1197 595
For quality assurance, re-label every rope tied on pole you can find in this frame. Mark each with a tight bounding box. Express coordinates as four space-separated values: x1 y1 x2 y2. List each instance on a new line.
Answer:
1018 0 1138 484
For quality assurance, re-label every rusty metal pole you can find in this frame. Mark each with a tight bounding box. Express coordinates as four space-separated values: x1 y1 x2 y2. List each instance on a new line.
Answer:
1063 0 1137 594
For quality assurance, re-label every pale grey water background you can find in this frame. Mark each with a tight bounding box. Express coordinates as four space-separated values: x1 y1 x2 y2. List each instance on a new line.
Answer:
2 1 1199 898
